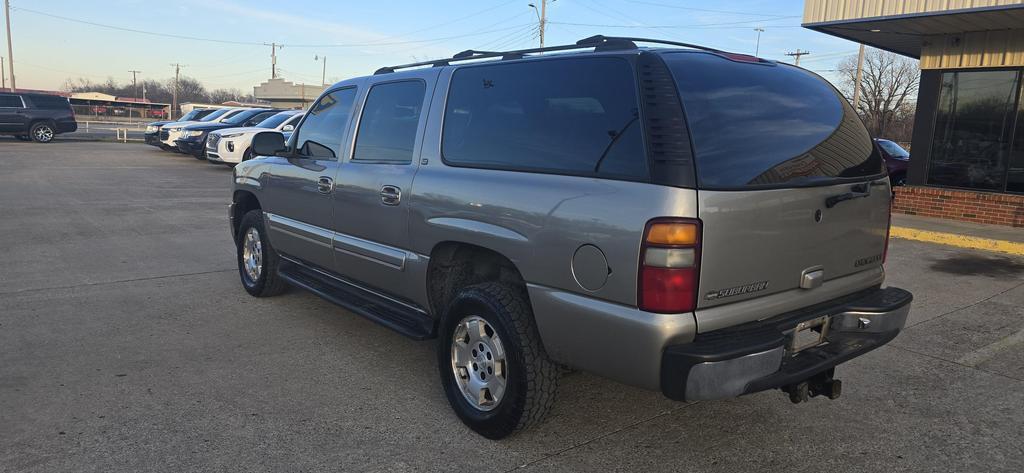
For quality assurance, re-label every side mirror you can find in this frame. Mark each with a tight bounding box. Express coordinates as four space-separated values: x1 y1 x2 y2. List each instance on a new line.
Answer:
282 124 294 132
251 131 287 157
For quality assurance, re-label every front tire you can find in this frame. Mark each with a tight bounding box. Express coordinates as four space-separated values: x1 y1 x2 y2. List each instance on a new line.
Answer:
438 282 558 439
193 139 208 160
236 210 287 297
29 123 55 143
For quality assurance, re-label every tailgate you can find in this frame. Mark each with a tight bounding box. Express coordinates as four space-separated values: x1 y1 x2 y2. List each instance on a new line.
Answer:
695 180 890 330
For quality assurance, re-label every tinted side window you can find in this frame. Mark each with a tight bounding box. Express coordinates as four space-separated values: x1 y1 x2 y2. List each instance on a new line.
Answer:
352 81 426 163
0 94 23 108
295 88 358 159
28 95 70 110
442 57 647 179
665 52 883 188
246 111 278 126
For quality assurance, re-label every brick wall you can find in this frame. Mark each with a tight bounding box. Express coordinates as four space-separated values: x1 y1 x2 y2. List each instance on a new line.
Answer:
893 186 1024 227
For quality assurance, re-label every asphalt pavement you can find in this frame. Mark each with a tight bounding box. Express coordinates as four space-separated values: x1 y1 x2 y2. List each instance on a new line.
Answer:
2 141 1023 472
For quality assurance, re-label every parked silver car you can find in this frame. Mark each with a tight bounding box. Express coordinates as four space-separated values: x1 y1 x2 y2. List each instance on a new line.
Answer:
228 36 912 439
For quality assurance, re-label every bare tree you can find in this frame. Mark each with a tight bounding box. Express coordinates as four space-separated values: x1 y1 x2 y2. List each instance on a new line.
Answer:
837 48 919 141
208 88 248 104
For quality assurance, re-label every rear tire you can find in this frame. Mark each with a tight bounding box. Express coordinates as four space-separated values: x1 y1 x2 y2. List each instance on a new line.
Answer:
29 123 55 143
437 282 558 439
236 210 287 297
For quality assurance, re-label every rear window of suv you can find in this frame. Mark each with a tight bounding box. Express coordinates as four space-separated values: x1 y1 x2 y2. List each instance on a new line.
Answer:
663 52 883 189
442 57 647 180
27 94 70 110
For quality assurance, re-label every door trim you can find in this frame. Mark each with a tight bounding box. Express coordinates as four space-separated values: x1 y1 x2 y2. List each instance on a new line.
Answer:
265 212 333 248
265 211 409 270
333 232 407 270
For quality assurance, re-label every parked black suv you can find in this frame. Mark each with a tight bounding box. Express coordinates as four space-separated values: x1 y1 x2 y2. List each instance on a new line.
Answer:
0 92 78 143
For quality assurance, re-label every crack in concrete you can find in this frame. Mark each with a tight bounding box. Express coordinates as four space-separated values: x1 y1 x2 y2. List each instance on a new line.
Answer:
905 279 1024 330
506 402 701 472
0 268 235 297
884 344 1024 384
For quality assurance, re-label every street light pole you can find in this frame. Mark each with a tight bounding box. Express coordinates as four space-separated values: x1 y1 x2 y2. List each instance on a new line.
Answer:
852 44 866 113
754 27 765 56
315 55 326 86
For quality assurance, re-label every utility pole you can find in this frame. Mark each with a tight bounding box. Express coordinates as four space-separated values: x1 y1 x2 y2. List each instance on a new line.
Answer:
753 28 765 56
170 63 183 119
529 1 549 48
785 49 810 66
1 56 5 90
267 42 283 79
128 70 141 100
852 44 866 113
4 0 15 91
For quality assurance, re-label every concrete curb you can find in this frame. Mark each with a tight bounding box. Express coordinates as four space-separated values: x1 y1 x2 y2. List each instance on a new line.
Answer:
890 226 1024 256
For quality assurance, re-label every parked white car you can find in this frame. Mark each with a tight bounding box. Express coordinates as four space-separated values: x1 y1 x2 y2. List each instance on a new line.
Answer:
160 108 246 149
206 110 303 165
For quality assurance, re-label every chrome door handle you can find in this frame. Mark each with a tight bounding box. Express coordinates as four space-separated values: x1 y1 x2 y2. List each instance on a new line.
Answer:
317 176 334 194
380 185 401 206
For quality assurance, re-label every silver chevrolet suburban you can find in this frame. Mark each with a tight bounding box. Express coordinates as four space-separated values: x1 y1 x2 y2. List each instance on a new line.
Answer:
229 36 912 439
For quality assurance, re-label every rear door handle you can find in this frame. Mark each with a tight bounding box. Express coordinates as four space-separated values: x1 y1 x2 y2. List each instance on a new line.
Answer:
317 176 334 194
380 185 401 206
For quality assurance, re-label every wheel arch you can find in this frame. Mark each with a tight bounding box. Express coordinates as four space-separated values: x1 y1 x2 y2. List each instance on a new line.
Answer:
231 190 262 241
426 241 529 319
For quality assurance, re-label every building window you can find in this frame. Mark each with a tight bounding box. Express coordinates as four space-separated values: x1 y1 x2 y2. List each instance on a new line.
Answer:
928 70 1020 192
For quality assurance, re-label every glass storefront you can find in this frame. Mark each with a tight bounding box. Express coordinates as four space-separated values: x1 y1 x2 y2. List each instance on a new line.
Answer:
928 70 1020 192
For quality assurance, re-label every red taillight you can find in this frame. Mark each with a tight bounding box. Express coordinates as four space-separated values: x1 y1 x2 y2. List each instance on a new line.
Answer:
638 218 701 313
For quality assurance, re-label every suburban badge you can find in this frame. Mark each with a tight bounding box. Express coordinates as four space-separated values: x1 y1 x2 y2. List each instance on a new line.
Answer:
705 281 769 300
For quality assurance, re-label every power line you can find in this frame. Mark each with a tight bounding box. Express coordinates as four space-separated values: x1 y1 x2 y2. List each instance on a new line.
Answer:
12 5 533 49
12 6 264 45
547 20 801 29
625 0 801 18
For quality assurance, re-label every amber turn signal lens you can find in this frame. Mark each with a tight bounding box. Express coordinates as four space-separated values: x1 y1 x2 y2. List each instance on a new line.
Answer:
646 223 698 246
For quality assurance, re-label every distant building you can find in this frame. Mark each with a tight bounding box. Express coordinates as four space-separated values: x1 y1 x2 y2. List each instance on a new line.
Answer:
803 0 1024 227
253 78 326 109
68 92 170 119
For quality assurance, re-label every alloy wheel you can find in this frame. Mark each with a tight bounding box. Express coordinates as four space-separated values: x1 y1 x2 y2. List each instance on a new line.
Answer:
242 227 263 283
450 315 508 411
34 126 54 142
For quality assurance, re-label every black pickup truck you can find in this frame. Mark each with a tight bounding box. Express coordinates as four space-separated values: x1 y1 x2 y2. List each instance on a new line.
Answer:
0 92 78 143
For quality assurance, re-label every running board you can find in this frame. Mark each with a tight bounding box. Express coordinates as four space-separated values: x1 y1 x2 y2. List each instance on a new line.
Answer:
278 258 436 340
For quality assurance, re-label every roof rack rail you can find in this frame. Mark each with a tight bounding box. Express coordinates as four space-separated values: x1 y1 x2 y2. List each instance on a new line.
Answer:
373 35 740 75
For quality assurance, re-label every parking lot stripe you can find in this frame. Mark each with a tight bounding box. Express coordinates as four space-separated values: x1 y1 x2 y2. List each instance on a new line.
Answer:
890 226 1024 256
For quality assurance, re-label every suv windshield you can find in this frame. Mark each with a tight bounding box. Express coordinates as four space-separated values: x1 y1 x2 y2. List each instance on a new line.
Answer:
663 52 883 189
256 112 296 129
199 108 232 122
877 139 910 158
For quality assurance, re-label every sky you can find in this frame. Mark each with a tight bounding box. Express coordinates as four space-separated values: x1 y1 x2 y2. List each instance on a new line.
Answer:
2 0 864 94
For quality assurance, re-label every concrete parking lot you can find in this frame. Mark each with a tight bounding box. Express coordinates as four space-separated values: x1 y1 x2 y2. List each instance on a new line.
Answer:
2 141 1023 472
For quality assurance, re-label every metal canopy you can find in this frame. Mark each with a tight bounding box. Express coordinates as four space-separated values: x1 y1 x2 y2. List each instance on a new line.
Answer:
803 4 1024 58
